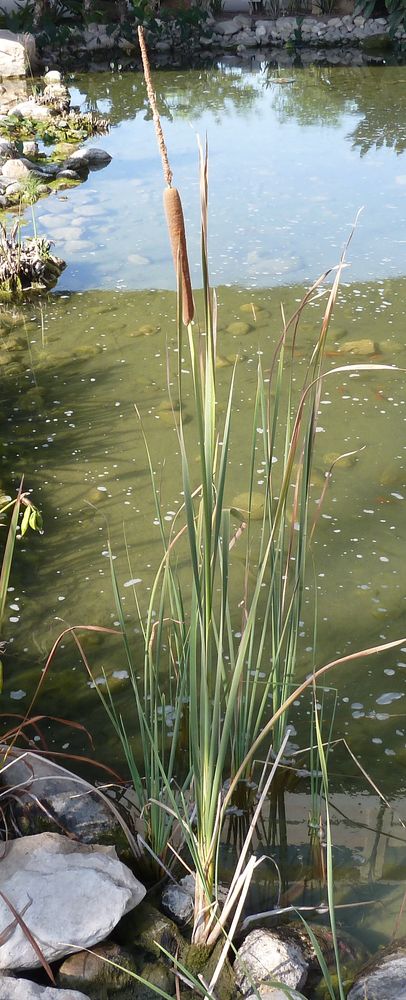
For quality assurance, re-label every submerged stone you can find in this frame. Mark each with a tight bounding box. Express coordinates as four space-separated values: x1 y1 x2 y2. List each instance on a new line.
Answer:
360 32 392 51
130 902 183 962
231 491 264 520
135 961 175 999
216 353 237 368
131 324 160 337
58 941 134 993
338 338 377 355
226 320 251 335
323 450 357 469
161 874 195 925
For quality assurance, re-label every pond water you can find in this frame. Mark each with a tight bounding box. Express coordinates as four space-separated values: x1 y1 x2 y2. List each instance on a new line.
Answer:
3 61 406 967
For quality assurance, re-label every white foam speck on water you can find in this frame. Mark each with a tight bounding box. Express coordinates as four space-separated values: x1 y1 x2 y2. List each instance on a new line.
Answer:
10 690 26 700
376 692 403 705
123 578 142 587
112 670 129 680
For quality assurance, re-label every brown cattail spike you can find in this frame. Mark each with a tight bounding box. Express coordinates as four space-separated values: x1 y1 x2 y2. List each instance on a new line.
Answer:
163 186 194 327
138 25 194 326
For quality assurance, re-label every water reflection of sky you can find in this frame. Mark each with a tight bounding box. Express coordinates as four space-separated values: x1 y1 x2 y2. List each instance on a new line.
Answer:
33 65 406 293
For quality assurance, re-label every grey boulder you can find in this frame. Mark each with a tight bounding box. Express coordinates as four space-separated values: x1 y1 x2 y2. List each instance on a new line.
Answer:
0 139 18 159
64 147 112 170
0 979 90 999
0 832 145 970
348 943 406 999
0 746 123 845
161 874 195 925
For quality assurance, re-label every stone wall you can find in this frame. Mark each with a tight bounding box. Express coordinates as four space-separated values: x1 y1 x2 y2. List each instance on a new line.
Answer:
208 13 401 49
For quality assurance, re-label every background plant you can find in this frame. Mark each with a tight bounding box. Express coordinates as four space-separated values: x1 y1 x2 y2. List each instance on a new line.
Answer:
355 0 406 34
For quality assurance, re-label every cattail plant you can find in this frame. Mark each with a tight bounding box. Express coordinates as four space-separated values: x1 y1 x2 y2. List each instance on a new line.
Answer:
138 27 194 327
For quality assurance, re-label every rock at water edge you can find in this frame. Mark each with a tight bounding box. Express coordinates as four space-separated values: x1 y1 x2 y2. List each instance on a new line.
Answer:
0 832 146 970
64 147 112 169
234 928 308 995
0 31 36 78
0 746 123 844
348 945 406 999
0 979 91 999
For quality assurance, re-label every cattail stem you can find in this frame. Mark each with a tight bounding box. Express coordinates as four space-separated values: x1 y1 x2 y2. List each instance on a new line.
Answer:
138 26 194 326
137 26 172 189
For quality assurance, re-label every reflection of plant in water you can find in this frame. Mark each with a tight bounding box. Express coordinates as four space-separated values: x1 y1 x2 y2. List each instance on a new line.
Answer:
78 67 260 128
265 64 406 156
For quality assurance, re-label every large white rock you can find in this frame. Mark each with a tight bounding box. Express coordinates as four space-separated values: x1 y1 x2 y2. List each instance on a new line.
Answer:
43 70 62 84
0 979 90 1000
0 832 145 970
234 929 308 995
0 31 36 78
1 156 36 178
9 100 52 120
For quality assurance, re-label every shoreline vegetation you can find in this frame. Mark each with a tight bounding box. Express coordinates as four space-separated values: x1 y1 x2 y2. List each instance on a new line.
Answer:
0 6 406 72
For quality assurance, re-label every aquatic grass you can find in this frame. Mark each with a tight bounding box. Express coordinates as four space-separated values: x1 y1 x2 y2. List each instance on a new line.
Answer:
294 694 346 1000
119 155 406 949
64 34 406 964
0 483 42 690
103 42 406 947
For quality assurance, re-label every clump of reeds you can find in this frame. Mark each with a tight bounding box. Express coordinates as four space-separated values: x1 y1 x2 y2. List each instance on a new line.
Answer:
138 26 194 327
71 49 406 1000
0 221 65 297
